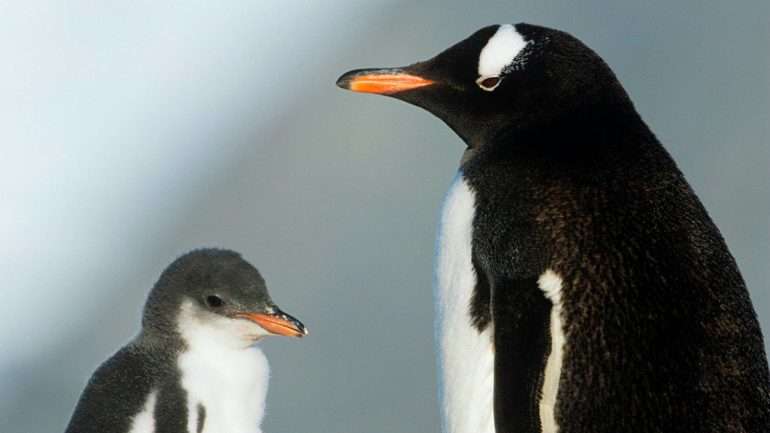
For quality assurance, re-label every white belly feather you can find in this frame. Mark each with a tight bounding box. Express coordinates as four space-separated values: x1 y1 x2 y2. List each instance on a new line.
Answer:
127 389 158 433
435 175 496 433
435 174 566 433
538 270 565 433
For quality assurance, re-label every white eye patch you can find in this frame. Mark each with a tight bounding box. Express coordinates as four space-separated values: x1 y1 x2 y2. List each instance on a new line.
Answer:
476 24 528 91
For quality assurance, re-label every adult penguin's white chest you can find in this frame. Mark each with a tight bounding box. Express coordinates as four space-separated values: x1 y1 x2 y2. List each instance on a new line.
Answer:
434 174 566 433
435 174 496 433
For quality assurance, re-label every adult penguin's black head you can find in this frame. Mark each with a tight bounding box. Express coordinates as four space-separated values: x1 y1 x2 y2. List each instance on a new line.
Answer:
142 248 307 346
337 23 637 152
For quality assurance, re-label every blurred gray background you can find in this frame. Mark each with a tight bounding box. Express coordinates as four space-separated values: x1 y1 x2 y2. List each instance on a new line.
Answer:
1 1 768 432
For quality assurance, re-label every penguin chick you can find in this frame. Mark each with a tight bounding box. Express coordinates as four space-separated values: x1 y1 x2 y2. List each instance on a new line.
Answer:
64 248 307 433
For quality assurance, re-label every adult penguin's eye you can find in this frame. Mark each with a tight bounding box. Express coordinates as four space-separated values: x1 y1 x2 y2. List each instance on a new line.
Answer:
477 76 502 91
205 295 224 308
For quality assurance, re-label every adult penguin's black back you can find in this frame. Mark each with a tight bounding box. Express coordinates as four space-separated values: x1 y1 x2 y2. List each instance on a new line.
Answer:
337 23 770 433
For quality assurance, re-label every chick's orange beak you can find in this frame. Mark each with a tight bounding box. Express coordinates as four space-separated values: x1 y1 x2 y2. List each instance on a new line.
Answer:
235 310 308 338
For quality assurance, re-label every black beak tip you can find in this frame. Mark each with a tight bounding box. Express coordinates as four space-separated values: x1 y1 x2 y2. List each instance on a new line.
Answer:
335 70 357 90
284 313 309 338
289 317 309 337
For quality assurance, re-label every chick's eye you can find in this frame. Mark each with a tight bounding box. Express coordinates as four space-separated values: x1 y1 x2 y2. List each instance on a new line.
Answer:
477 76 501 91
205 295 224 308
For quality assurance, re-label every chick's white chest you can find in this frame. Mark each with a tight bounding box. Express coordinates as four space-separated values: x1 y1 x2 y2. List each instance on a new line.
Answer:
177 303 270 433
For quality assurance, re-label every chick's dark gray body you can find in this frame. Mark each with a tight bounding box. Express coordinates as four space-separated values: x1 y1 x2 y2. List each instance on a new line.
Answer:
65 249 306 433
65 342 187 433
338 22 770 433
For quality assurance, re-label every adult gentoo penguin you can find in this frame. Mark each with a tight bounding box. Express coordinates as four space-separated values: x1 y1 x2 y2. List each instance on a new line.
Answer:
64 248 307 433
337 23 770 433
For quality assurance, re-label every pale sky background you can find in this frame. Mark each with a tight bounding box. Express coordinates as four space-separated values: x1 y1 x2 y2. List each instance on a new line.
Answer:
1 1 768 432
